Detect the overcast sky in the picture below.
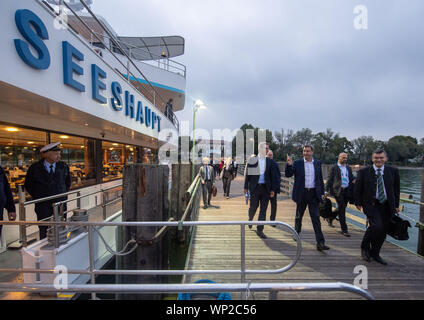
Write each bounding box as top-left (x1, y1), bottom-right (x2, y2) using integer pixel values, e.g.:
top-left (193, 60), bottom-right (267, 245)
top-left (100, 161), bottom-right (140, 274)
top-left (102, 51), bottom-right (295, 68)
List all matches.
top-left (91, 0), bottom-right (424, 141)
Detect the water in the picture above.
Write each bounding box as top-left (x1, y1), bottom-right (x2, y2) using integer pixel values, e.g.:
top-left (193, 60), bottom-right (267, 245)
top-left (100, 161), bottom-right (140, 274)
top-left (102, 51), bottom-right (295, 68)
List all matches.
top-left (395, 168), bottom-right (422, 253)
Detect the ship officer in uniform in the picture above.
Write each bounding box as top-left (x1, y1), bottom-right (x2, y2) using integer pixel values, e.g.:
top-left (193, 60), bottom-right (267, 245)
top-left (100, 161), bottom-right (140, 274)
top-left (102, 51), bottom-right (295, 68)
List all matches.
top-left (25, 142), bottom-right (71, 240)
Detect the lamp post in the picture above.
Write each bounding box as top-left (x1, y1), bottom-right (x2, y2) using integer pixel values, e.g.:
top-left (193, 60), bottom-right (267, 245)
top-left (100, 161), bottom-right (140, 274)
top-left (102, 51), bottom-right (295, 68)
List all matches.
top-left (192, 99), bottom-right (206, 180)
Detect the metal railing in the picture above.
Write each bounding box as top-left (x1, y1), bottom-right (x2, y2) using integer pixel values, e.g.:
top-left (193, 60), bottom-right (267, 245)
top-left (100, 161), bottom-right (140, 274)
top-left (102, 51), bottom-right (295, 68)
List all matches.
top-left (17, 183), bottom-right (122, 248)
top-left (37, 0), bottom-right (181, 131)
top-left (0, 218), bottom-right (374, 300)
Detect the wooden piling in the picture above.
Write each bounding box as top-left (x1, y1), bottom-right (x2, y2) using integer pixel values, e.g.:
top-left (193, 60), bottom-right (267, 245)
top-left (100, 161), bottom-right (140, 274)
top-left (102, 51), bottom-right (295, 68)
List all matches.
top-left (119, 164), bottom-right (169, 300)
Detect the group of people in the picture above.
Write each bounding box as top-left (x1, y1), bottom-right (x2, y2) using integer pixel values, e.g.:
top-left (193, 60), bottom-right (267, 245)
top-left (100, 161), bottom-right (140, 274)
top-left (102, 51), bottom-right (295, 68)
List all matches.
top-left (0, 142), bottom-right (71, 240)
top-left (244, 143), bottom-right (400, 265)
top-left (199, 156), bottom-right (239, 208)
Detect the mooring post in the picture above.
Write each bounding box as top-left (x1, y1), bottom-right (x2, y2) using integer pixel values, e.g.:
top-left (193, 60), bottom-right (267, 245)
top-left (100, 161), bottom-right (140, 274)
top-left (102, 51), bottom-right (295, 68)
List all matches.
top-left (119, 164), bottom-right (169, 300)
top-left (417, 168), bottom-right (424, 256)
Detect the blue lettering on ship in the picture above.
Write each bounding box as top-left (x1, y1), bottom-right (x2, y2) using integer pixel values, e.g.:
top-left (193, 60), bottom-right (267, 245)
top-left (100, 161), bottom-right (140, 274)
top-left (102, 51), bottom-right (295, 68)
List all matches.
top-left (13, 9), bottom-right (161, 132)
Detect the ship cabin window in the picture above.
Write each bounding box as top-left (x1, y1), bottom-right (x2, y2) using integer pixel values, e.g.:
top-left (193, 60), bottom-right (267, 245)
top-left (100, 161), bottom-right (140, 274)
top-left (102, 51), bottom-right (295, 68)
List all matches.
top-left (50, 133), bottom-right (97, 189)
top-left (0, 125), bottom-right (47, 197)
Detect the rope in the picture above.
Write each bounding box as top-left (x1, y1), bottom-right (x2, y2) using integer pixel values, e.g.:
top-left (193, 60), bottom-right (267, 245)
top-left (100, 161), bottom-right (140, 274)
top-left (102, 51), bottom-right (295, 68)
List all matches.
top-left (92, 227), bottom-right (138, 257)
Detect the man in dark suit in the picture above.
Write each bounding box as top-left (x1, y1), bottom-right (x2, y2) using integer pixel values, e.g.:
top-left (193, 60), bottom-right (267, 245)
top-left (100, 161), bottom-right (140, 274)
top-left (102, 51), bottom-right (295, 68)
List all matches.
top-left (266, 149), bottom-right (281, 225)
top-left (0, 166), bottom-right (16, 238)
top-left (244, 142), bottom-right (277, 239)
top-left (285, 145), bottom-right (329, 251)
top-left (325, 152), bottom-right (355, 237)
top-left (199, 157), bottom-right (216, 209)
top-left (25, 142), bottom-right (71, 240)
top-left (354, 149), bottom-right (400, 265)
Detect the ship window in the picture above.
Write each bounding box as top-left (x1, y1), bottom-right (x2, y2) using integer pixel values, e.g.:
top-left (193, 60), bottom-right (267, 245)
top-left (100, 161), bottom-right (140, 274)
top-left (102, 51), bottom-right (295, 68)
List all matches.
top-left (0, 125), bottom-right (47, 197)
top-left (50, 133), bottom-right (96, 189)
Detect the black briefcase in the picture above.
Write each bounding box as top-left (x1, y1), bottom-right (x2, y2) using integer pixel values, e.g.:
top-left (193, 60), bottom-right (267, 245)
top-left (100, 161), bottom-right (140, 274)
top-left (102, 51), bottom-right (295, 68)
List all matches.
top-left (388, 214), bottom-right (411, 241)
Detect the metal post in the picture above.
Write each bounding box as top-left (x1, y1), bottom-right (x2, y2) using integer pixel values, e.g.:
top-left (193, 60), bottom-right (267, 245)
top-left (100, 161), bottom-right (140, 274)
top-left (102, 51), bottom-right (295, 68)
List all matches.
top-left (87, 226), bottom-right (96, 300)
top-left (18, 185), bottom-right (27, 247)
top-left (240, 224), bottom-right (246, 283)
top-left (191, 108), bottom-right (197, 180)
top-left (76, 191), bottom-right (81, 209)
top-left (102, 191), bottom-right (107, 220)
top-left (269, 291), bottom-right (277, 300)
top-left (53, 204), bottom-right (60, 248)
top-left (126, 49), bottom-right (131, 83)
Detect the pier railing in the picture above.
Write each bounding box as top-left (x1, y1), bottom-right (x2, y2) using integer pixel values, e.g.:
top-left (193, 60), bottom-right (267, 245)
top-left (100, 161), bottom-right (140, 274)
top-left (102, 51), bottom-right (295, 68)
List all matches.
top-left (0, 219), bottom-right (374, 300)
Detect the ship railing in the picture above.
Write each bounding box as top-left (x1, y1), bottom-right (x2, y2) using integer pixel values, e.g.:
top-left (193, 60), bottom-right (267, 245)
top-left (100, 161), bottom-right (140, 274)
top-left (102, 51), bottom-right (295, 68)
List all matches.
top-left (0, 219), bottom-right (374, 300)
top-left (37, 0), bottom-right (181, 131)
top-left (88, 30), bottom-right (187, 78)
top-left (17, 183), bottom-right (122, 248)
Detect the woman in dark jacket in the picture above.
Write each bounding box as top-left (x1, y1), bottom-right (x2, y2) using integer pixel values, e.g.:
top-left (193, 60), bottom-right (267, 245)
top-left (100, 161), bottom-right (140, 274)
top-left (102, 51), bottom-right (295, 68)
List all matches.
top-left (0, 166), bottom-right (16, 237)
top-left (220, 157), bottom-right (234, 199)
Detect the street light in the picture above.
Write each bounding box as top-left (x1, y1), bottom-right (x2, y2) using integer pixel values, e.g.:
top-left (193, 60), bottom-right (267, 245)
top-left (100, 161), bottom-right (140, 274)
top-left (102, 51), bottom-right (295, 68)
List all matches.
top-left (192, 99), bottom-right (206, 179)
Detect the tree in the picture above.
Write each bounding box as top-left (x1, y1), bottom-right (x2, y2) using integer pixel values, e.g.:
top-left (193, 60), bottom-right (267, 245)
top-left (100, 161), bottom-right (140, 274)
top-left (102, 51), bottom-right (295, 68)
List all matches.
top-left (386, 135), bottom-right (419, 165)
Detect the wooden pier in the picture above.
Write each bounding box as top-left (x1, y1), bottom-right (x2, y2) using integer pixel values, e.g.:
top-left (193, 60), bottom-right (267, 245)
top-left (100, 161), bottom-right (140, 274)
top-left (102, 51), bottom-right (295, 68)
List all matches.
top-left (184, 175), bottom-right (424, 300)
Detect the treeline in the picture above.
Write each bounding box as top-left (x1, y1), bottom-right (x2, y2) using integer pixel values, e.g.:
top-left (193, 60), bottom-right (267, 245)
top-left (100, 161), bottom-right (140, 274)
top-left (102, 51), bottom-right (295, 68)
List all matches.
top-left (232, 124), bottom-right (424, 166)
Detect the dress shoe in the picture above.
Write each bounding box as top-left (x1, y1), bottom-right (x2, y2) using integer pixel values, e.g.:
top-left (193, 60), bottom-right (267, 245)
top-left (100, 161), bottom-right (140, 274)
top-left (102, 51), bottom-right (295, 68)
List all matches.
top-left (341, 231), bottom-right (351, 237)
top-left (317, 242), bottom-right (330, 251)
top-left (327, 218), bottom-right (335, 228)
top-left (256, 231), bottom-right (267, 239)
top-left (203, 205), bottom-right (208, 209)
top-left (372, 255), bottom-right (388, 265)
top-left (361, 249), bottom-right (371, 262)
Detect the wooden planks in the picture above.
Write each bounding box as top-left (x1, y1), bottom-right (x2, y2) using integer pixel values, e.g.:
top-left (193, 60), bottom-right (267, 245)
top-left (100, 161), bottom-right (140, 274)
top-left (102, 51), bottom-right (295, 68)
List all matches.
top-left (184, 175), bottom-right (424, 300)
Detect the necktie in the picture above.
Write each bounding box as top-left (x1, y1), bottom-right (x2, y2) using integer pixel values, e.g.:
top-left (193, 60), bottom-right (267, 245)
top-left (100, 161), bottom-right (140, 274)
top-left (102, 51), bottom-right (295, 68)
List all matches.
top-left (377, 169), bottom-right (386, 203)
top-left (205, 166), bottom-right (209, 180)
top-left (49, 165), bottom-right (54, 176)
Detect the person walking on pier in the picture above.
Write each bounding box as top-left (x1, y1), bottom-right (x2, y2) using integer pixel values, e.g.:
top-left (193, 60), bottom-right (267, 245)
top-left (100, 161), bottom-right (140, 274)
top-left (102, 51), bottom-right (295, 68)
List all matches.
top-left (266, 149), bottom-right (281, 225)
top-left (244, 142), bottom-right (277, 239)
top-left (325, 153), bottom-right (354, 237)
top-left (24, 142), bottom-right (71, 240)
top-left (285, 145), bottom-right (329, 251)
top-left (199, 157), bottom-right (216, 209)
top-left (220, 157), bottom-right (234, 199)
top-left (232, 157), bottom-right (238, 178)
top-left (354, 150), bottom-right (400, 265)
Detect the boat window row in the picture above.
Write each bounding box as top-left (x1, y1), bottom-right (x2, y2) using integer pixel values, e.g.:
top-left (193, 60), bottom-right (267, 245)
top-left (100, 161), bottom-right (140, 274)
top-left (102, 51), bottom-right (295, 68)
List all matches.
top-left (0, 124), bottom-right (156, 199)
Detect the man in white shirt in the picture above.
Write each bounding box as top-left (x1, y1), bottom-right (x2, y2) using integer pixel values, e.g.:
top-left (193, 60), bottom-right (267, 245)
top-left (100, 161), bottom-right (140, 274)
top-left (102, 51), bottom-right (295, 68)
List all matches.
top-left (285, 145), bottom-right (329, 251)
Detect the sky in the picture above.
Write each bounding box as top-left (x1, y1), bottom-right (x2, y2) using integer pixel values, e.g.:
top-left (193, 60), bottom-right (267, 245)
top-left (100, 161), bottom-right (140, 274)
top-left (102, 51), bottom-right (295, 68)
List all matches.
top-left (91, 0), bottom-right (424, 142)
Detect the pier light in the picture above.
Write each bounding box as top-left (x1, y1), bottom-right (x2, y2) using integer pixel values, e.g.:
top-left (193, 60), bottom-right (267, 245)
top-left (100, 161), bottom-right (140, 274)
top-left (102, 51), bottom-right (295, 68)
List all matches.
top-left (192, 99), bottom-right (207, 179)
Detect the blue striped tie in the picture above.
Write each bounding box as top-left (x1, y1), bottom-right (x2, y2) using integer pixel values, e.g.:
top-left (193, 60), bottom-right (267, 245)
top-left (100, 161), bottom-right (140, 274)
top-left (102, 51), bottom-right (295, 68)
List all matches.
top-left (377, 169), bottom-right (386, 203)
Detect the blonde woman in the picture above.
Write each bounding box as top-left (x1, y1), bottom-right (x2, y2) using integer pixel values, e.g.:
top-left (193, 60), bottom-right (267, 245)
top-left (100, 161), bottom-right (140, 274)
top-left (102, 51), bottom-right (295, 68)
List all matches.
top-left (220, 157), bottom-right (234, 199)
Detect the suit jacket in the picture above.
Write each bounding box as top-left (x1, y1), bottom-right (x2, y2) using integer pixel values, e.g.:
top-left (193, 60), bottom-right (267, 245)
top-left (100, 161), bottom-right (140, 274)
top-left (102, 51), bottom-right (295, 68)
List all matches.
top-left (285, 159), bottom-right (325, 204)
top-left (24, 160), bottom-right (71, 216)
top-left (0, 166), bottom-right (16, 213)
top-left (220, 164), bottom-right (234, 179)
top-left (270, 159), bottom-right (281, 194)
top-left (354, 165), bottom-right (400, 216)
top-left (199, 165), bottom-right (215, 184)
top-left (244, 156), bottom-right (277, 194)
top-left (325, 163), bottom-right (355, 198)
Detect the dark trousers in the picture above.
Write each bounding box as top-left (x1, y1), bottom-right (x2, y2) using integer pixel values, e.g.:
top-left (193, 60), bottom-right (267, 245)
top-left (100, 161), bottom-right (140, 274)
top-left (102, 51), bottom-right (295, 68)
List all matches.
top-left (248, 184), bottom-right (269, 232)
top-left (270, 193), bottom-right (277, 221)
top-left (202, 181), bottom-right (213, 206)
top-left (35, 202), bottom-right (67, 240)
top-left (335, 188), bottom-right (349, 233)
top-left (222, 177), bottom-right (232, 197)
top-left (295, 188), bottom-right (325, 243)
top-left (361, 201), bottom-right (391, 257)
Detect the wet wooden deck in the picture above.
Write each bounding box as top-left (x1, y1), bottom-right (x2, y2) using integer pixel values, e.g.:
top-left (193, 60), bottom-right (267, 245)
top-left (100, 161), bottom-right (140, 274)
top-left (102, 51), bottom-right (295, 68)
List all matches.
top-left (184, 175), bottom-right (424, 300)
